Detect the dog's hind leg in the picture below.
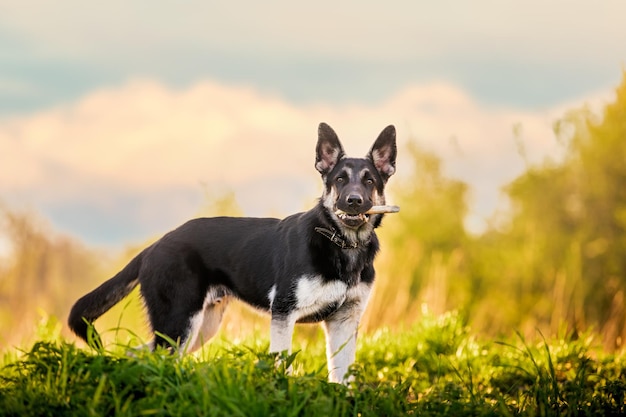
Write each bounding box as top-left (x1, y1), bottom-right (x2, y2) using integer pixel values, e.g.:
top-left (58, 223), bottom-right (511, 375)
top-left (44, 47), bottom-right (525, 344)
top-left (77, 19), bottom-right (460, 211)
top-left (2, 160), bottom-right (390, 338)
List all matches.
top-left (141, 255), bottom-right (230, 352)
top-left (183, 292), bottom-right (230, 353)
top-left (145, 289), bottom-right (230, 353)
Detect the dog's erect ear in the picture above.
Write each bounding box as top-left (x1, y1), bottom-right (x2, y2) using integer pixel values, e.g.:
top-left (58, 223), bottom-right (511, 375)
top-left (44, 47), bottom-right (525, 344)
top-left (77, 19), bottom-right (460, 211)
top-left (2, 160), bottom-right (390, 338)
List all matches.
top-left (367, 125), bottom-right (397, 180)
top-left (315, 122), bottom-right (345, 175)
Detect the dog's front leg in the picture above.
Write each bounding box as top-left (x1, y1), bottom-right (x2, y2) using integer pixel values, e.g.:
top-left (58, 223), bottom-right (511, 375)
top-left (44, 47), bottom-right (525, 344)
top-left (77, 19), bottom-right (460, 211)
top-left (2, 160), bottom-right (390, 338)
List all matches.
top-left (269, 315), bottom-right (295, 375)
top-left (269, 315), bottom-right (297, 375)
top-left (323, 283), bottom-right (371, 383)
top-left (269, 315), bottom-right (295, 353)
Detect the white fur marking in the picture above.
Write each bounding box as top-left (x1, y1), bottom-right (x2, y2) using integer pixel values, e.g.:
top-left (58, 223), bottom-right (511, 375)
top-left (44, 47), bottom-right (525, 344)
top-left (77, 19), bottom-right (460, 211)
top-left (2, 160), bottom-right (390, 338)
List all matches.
top-left (268, 285), bottom-right (277, 309)
top-left (346, 281), bottom-right (372, 303)
top-left (295, 275), bottom-right (347, 320)
top-left (322, 186), bottom-right (337, 211)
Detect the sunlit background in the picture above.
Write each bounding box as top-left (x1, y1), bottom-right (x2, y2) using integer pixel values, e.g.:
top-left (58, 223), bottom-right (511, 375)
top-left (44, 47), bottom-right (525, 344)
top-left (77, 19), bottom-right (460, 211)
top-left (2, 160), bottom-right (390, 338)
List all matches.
top-left (1, 1), bottom-right (625, 351)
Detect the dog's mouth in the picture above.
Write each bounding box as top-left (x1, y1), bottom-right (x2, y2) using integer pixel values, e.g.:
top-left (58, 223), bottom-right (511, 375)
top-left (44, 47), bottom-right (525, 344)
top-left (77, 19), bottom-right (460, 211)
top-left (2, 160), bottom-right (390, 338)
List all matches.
top-left (334, 209), bottom-right (370, 228)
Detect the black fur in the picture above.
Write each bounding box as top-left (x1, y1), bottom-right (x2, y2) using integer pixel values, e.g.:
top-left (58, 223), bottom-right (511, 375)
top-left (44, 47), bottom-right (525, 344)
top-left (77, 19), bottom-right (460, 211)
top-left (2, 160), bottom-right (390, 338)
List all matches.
top-left (68, 122), bottom-right (396, 353)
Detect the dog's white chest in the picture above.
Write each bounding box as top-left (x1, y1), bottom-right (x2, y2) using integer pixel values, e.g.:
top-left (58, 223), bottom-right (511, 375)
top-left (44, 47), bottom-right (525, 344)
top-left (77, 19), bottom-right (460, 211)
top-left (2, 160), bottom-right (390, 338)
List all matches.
top-left (294, 275), bottom-right (348, 319)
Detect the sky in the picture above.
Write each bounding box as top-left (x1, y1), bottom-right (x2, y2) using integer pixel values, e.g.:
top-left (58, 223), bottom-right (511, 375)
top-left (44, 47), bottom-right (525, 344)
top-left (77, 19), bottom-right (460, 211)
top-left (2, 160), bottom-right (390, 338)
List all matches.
top-left (1, 0), bottom-right (625, 248)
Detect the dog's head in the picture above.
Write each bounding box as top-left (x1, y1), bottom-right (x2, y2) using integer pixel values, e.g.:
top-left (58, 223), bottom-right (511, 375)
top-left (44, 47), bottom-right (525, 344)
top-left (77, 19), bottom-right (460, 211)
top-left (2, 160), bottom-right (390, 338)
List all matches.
top-left (315, 123), bottom-right (396, 230)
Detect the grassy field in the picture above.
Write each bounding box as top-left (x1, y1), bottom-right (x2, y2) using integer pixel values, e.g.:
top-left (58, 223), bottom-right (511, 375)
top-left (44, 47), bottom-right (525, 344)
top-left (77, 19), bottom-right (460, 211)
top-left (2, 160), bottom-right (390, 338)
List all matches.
top-left (1, 312), bottom-right (625, 416)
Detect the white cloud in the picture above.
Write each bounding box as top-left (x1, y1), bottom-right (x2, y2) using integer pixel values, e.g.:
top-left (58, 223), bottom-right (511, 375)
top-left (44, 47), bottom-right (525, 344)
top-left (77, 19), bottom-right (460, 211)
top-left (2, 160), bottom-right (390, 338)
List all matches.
top-left (0, 78), bottom-right (607, 245)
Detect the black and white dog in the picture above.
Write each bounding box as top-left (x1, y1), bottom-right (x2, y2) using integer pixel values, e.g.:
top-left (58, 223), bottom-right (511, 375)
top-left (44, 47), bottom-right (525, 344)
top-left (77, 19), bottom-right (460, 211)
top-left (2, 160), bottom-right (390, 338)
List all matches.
top-left (68, 123), bottom-right (397, 383)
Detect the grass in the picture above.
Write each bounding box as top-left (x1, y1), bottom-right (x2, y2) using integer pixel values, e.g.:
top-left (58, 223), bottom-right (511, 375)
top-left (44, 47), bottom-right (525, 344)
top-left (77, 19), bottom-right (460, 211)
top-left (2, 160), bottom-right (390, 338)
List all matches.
top-left (1, 312), bottom-right (625, 416)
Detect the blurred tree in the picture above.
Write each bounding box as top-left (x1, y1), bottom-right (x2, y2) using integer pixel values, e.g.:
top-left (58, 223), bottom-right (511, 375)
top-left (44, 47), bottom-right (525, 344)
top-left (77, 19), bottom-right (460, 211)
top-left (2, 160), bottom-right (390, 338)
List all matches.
top-left (491, 71), bottom-right (626, 348)
top-left (0, 205), bottom-right (100, 348)
top-left (369, 71), bottom-right (626, 348)
top-left (565, 71), bottom-right (626, 348)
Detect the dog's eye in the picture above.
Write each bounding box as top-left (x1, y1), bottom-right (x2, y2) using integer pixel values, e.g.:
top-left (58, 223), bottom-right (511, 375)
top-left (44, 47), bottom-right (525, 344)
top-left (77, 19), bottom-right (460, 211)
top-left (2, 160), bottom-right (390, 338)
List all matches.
top-left (365, 178), bottom-right (374, 185)
top-left (336, 177), bottom-right (345, 183)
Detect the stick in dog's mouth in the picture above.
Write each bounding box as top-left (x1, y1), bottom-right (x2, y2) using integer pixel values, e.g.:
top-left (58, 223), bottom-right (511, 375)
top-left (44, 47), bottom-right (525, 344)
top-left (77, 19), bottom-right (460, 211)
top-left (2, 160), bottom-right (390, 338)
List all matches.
top-left (335, 205), bottom-right (400, 219)
top-left (365, 205), bottom-right (400, 214)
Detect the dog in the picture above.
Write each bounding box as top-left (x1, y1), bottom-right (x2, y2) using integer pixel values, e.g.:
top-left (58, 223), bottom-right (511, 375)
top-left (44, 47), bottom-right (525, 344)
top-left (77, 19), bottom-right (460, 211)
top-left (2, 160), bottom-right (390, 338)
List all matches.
top-left (68, 122), bottom-right (397, 383)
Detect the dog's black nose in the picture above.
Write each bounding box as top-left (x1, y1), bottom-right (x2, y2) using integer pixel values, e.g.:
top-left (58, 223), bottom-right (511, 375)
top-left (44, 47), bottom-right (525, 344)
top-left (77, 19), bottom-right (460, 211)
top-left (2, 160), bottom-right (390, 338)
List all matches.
top-left (346, 194), bottom-right (364, 208)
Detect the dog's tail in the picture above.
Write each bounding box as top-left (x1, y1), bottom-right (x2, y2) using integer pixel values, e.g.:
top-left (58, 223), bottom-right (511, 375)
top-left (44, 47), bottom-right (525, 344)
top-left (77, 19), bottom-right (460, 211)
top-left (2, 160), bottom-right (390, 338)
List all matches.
top-left (68, 251), bottom-right (144, 346)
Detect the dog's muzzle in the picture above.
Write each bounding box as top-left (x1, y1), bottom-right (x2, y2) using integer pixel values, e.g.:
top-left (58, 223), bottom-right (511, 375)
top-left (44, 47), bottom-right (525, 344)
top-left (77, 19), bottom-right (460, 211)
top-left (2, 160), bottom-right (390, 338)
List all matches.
top-left (334, 209), bottom-right (370, 228)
